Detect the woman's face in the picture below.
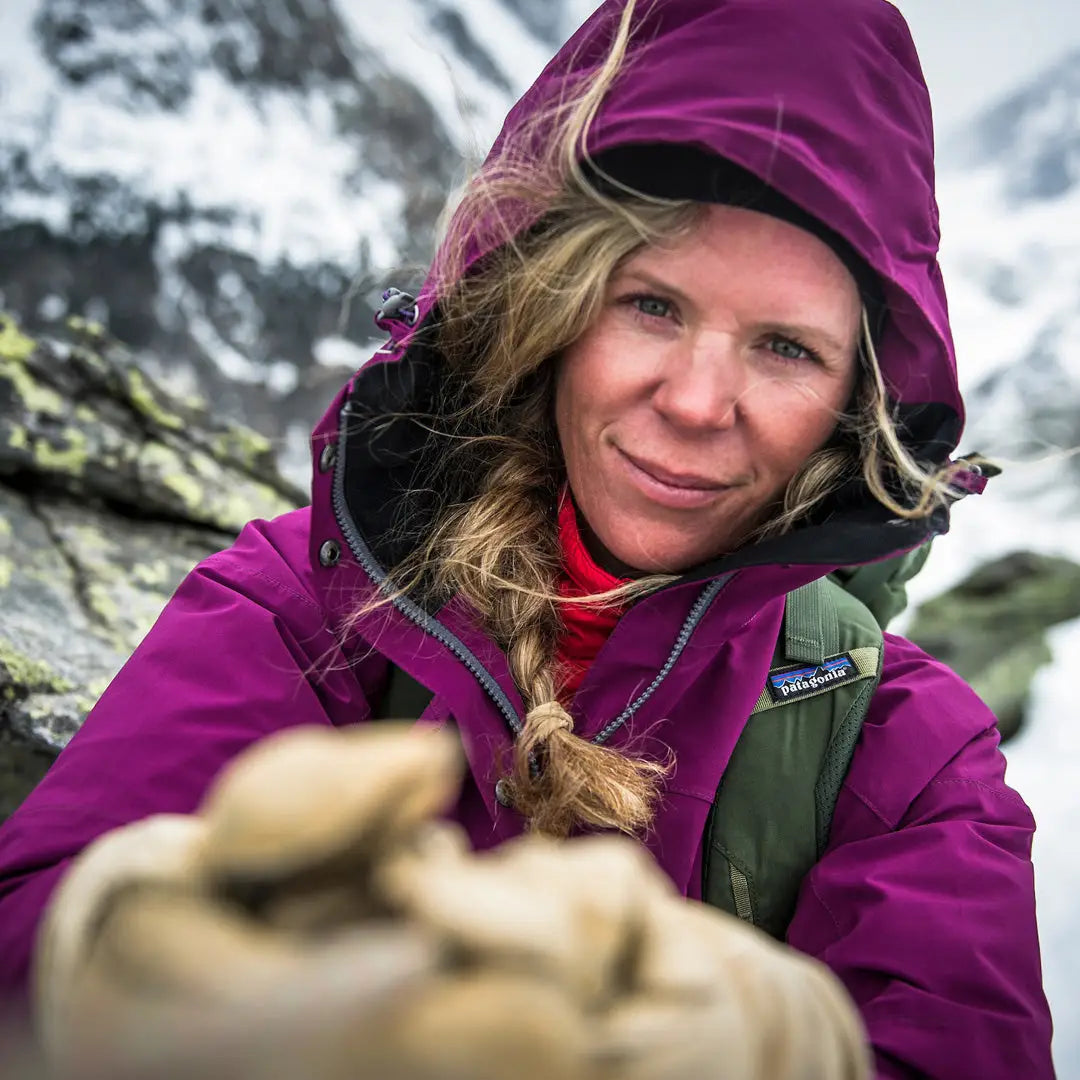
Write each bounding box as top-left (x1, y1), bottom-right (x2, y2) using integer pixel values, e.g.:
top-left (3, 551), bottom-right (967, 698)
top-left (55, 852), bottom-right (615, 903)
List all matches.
top-left (555, 203), bottom-right (862, 574)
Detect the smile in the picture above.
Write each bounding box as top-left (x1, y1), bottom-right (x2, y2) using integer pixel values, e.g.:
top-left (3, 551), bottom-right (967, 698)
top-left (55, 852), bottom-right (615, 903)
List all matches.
top-left (615, 447), bottom-right (733, 509)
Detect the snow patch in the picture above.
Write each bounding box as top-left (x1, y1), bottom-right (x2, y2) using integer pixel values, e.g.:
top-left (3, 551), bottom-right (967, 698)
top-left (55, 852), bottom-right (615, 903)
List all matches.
top-left (1005, 619), bottom-right (1080, 1074)
top-left (313, 334), bottom-right (381, 369)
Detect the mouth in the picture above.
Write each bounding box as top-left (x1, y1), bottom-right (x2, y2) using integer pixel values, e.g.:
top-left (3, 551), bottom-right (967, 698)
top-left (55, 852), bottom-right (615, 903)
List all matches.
top-left (614, 446), bottom-right (735, 509)
top-left (619, 449), bottom-right (729, 490)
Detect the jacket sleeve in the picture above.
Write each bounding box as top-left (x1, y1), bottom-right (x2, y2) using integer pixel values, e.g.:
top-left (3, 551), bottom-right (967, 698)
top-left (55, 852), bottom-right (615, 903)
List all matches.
top-left (0, 512), bottom-right (376, 1003)
top-left (786, 633), bottom-right (1054, 1080)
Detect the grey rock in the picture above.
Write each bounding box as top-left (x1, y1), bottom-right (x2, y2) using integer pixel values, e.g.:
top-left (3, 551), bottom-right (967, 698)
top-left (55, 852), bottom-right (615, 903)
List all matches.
top-left (907, 551), bottom-right (1080, 740)
top-left (422, 2), bottom-right (514, 93)
top-left (0, 316), bottom-right (299, 819)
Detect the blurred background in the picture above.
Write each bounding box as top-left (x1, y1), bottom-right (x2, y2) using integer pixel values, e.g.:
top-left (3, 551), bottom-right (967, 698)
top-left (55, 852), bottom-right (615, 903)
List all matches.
top-left (0, 0), bottom-right (1078, 1072)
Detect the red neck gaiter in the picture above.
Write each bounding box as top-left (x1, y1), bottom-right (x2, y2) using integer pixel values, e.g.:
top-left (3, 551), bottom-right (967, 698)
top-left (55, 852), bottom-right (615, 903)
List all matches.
top-left (554, 493), bottom-right (631, 704)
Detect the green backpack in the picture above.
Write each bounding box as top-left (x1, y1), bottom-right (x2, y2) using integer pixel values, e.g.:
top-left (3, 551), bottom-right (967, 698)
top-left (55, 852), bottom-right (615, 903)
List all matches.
top-left (376, 547), bottom-right (930, 941)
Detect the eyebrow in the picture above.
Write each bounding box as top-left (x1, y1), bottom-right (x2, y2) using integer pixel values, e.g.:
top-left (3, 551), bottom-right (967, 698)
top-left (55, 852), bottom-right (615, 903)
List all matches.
top-left (614, 269), bottom-right (854, 358)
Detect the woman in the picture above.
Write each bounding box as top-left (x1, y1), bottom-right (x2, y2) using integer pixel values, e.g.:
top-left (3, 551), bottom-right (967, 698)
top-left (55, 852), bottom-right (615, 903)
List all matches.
top-left (0, 0), bottom-right (1054, 1076)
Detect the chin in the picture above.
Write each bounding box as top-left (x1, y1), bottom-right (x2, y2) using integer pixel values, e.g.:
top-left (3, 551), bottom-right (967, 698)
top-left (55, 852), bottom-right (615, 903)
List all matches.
top-left (595, 518), bottom-right (720, 576)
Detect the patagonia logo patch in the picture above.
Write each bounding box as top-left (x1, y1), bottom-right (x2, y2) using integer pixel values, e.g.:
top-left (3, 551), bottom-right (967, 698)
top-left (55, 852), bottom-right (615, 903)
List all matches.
top-left (767, 653), bottom-right (860, 704)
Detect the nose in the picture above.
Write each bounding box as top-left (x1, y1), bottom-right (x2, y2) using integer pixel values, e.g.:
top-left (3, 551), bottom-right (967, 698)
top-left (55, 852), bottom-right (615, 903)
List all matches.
top-left (651, 332), bottom-right (744, 432)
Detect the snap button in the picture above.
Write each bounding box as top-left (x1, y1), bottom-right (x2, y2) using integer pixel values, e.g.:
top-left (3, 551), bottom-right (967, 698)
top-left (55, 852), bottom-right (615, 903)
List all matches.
top-left (494, 778), bottom-right (515, 808)
top-left (318, 442), bottom-right (337, 473)
top-left (318, 540), bottom-right (341, 567)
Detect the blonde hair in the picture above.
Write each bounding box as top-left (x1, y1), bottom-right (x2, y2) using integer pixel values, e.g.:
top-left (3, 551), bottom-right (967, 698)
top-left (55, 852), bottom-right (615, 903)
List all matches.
top-left (371, 0), bottom-right (963, 837)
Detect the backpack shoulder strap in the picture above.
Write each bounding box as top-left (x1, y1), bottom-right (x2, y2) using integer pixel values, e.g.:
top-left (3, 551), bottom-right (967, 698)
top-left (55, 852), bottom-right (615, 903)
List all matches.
top-left (701, 576), bottom-right (884, 940)
top-left (829, 542), bottom-right (934, 628)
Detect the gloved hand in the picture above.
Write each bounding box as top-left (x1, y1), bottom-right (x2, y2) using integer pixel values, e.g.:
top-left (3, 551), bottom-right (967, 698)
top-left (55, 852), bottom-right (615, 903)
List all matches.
top-left (34, 723), bottom-right (870, 1080)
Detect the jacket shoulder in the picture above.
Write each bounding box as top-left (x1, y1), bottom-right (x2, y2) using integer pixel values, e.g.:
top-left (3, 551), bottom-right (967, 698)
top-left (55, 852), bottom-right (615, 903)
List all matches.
top-left (836, 632), bottom-right (1021, 834)
top-left (200, 507), bottom-right (320, 612)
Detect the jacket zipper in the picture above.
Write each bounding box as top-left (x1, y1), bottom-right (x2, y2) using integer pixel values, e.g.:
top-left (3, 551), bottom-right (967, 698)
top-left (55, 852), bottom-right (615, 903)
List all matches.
top-left (331, 403), bottom-right (525, 734)
top-left (331, 402), bottom-right (732, 745)
top-left (593, 573), bottom-right (733, 745)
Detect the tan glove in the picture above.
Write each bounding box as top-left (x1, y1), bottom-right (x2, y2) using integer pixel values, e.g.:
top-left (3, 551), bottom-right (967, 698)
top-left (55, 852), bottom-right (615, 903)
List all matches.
top-left (379, 829), bottom-right (870, 1080)
top-left (34, 723), bottom-right (870, 1080)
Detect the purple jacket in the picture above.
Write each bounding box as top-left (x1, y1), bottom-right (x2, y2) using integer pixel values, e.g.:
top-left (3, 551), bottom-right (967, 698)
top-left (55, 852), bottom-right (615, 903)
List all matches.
top-left (0, 1), bottom-right (1053, 1077)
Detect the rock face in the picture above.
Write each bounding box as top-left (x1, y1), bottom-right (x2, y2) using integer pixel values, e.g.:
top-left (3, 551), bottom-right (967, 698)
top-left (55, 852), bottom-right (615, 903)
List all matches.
top-left (907, 552), bottom-right (1080, 741)
top-left (0, 0), bottom-right (558, 484)
top-left (0, 313), bottom-right (304, 818)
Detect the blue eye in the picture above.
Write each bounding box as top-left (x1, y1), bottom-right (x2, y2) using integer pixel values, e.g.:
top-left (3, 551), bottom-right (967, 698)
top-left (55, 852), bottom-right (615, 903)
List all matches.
top-left (767, 336), bottom-right (818, 363)
top-left (632, 295), bottom-right (672, 319)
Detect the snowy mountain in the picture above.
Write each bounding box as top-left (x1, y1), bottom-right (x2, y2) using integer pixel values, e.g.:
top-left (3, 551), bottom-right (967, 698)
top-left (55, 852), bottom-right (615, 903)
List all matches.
top-left (0, 0), bottom-right (565, 480)
top-left (934, 51), bottom-right (1080, 508)
top-left (949, 48), bottom-right (1080, 204)
top-left (916, 50), bottom-right (1080, 1077)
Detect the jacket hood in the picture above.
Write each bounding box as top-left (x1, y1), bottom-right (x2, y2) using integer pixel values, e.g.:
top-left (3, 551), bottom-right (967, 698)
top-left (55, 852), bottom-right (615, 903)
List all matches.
top-left (315, 0), bottom-right (972, 591)
top-left (492, 0), bottom-right (961, 427)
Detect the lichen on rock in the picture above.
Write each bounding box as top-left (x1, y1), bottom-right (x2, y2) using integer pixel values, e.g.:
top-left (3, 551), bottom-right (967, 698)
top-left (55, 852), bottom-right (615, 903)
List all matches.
top-left (0, 317), bottom-right (37, 363)
top-left (0, 643), bottom-right (73, 700)
top-left (0, 313), bottom-right (305, 529)
top-left (125, 366), bottom-right (185, 431)
top-left (0, 315), bottom-right (304, 819)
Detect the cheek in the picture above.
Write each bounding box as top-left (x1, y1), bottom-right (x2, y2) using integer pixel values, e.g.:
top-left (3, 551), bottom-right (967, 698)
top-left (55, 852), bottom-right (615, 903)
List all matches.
top-left (750, 377), bottom-right (850, 473)
top-left (555, 335), bottom-right (617, 450)
top-left (554, 355), bottom-right (594, 492)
